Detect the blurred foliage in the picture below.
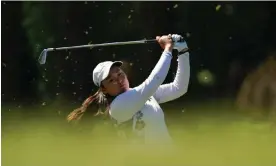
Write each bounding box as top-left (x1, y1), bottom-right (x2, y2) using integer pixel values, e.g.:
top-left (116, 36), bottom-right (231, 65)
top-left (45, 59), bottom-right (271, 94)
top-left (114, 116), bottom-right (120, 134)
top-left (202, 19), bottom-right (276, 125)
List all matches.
top-left (2, 103), bottom-right (276, 166)
top-left (1, 1), bottom-right (276, 105)
top-left (22, 2), bottom-right (55, 57)
top-left (236, 53), bottom-right (276, 117)
top-left (21, 2), bottom-right (70, 100)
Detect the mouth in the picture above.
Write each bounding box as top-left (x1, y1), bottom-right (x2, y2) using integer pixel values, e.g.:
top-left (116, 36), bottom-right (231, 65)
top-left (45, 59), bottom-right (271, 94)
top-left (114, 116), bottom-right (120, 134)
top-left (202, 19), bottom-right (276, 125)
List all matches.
top-left (119, 83), bottom-right (127, 89)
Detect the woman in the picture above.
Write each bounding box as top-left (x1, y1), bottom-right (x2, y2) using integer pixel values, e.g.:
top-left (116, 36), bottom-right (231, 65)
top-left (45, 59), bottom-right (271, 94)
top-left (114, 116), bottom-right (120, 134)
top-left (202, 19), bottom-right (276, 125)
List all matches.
top-left (67, 34), bottom-right (190, 145)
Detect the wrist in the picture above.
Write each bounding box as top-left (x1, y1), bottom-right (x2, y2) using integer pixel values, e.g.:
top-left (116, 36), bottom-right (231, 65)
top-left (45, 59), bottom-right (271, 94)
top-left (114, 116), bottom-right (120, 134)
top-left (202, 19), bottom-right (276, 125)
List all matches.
top-left (178, 48), bottom-right (189, 54)
top-left (164, 44), bottom-right (173, 52)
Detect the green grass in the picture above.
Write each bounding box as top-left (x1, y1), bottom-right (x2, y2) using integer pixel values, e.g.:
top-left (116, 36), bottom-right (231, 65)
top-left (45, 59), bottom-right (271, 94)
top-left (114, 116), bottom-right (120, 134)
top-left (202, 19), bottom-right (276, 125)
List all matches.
top-left (2, 102), bottom-right (276, 166)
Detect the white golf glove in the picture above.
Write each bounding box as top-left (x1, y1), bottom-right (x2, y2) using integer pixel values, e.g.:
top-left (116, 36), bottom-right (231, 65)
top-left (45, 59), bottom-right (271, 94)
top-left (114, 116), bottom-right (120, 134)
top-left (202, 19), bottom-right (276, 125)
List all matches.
top-left (171, 34), bottom-right (188, 52)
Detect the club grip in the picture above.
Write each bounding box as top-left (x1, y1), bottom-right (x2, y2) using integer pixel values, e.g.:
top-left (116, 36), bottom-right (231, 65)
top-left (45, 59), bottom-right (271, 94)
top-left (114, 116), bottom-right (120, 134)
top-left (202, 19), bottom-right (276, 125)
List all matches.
top-left (144, 36), bottom-right (185, 43)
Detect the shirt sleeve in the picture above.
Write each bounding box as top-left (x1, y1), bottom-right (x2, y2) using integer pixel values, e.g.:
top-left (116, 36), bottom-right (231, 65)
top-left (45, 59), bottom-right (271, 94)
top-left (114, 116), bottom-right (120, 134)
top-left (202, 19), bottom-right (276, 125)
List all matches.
top-left (109, 51), bottom-right (172, 122)
top-left (153, 52), bottom-right (190, 104)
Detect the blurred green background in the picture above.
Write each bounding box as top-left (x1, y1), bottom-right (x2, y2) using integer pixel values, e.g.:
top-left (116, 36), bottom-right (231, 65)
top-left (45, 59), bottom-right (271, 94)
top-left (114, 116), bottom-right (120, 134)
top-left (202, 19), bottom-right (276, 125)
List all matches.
top-left (2, 1), bottom-right (276, 165)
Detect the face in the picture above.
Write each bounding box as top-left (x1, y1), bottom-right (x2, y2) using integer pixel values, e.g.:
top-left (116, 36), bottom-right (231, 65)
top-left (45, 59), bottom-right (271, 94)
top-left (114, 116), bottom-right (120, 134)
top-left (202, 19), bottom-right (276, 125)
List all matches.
top-left (101, 66), bottom-right (130, 96)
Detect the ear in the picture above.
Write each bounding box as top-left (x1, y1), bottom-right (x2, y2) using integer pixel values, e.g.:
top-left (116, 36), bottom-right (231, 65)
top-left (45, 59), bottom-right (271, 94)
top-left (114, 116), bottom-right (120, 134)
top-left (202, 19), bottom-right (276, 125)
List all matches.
top-left (100, 86), bottom-right (107, 94)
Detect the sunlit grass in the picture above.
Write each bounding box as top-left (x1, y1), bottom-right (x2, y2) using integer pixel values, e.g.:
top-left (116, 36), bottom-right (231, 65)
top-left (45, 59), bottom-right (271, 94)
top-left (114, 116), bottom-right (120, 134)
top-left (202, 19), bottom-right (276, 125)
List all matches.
top-left (2, 101), bottom-right (276, 166)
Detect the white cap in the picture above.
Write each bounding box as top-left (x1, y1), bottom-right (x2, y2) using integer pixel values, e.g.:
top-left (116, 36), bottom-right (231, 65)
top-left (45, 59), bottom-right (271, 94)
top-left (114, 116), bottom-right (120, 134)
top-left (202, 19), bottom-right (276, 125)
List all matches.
top-left (92, 61), bottom-right (123, 87)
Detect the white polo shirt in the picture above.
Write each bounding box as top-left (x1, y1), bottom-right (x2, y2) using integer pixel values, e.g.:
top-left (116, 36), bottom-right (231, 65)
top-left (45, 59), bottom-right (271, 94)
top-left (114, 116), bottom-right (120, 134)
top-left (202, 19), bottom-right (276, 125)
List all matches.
top-left (109, 51), bottom-right (190, 145)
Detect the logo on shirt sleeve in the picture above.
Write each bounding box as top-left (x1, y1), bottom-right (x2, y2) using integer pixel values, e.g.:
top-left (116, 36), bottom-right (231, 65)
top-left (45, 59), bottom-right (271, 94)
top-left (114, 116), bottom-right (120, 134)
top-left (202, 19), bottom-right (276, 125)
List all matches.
top-left (135, 111), bottom-right (145, 130)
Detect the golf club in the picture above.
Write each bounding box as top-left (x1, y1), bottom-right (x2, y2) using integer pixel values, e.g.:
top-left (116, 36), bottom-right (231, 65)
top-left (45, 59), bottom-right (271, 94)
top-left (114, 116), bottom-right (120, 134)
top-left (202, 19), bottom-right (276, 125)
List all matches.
top-left (38, 39), bottom-right (157, 65)
top-left (38, 36), bottom-right (185, 65)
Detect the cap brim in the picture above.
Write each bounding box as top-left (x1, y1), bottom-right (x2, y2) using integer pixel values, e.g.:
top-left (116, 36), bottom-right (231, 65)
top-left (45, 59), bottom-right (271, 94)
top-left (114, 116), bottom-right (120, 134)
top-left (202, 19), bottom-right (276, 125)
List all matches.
top-left (112, 61), bottom-right (123, 67)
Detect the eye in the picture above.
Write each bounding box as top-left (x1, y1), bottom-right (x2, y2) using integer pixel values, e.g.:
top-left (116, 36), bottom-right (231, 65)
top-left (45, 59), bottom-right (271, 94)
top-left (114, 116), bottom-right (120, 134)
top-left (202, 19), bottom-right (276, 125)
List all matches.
top-left (118, 71), bottom-right (125, 76)
top-left (109, 79), bottom-right (114, 83)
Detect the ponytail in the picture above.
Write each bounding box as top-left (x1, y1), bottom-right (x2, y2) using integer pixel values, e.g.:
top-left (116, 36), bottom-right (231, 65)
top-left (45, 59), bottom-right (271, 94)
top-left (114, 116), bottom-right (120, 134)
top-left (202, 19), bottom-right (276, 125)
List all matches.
top-left (67, 89), bottom-right (110, 123)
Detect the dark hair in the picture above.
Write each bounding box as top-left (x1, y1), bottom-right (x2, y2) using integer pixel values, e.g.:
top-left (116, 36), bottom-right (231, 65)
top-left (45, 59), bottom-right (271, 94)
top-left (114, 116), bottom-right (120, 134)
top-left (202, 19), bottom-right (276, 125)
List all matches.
top-left (67, 87), bottom-right (114, 123)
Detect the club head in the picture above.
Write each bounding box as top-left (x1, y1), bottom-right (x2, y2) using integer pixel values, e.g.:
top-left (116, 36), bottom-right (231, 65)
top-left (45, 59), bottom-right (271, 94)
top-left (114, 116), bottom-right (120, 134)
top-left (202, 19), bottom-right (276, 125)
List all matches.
top-left (38, 49), bottom-right (48, 65)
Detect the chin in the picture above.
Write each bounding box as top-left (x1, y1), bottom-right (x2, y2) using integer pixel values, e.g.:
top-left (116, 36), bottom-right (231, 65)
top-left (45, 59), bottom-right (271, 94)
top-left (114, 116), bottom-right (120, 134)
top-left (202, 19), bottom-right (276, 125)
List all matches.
top-left (120, 86), bottom-right (128, 93)
top-left (121, 87), bottom-right (128, 92)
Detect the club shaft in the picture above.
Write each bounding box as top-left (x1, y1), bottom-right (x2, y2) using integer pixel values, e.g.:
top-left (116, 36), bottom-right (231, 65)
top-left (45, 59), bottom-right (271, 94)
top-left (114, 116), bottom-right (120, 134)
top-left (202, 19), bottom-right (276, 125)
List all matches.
top-left (47, 39), bottom-right (156, 51)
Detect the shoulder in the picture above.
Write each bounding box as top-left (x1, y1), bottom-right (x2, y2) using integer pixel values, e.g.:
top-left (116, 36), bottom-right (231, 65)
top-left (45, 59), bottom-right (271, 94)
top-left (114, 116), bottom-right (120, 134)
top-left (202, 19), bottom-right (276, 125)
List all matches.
top-left (110, 89), bottom-right (135, 108)
top-left (109, 89), bottom-right (137, 120)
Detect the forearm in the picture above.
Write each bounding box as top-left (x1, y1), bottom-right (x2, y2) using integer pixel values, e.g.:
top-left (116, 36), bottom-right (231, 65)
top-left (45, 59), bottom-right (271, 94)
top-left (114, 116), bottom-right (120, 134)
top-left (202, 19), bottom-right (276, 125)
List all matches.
top-left (153, 52), bottom-right (190, 103)
top-left (147, 50), bottom-right (172, 82)
top-left (173, 52), bottom-right (190, 93)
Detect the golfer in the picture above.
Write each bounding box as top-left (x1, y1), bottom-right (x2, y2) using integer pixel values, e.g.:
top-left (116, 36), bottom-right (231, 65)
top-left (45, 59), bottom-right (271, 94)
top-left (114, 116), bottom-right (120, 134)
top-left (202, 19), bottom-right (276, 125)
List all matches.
top-left (67, 34), bottom-right (190, 145)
